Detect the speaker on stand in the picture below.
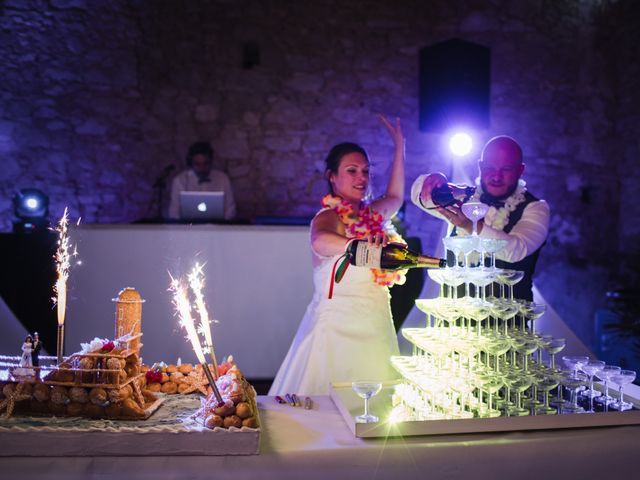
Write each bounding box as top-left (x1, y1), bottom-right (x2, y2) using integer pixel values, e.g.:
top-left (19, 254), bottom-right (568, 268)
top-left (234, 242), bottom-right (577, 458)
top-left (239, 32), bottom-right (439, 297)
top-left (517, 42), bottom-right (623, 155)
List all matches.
top-left (419, 38), bottom-right (491, 133)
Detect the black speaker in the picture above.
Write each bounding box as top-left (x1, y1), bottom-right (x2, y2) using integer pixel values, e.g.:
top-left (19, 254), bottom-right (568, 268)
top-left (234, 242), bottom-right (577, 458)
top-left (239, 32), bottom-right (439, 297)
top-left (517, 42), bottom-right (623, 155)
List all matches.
top-left (419, 38), bottom-right (491, 132)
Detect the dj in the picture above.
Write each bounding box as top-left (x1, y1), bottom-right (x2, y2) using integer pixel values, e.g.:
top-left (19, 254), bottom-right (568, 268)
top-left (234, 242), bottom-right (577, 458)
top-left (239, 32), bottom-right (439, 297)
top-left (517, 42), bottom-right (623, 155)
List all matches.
top-left (168, 142), bottom-right (236, 220)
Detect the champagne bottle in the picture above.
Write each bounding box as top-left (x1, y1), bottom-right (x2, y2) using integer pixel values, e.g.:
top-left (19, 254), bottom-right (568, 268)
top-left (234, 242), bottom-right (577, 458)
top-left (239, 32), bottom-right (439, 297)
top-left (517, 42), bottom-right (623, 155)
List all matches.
top-left (431, 183), bottom-right (476, 208)
top-left (347, 240), bottom-right (446, 270)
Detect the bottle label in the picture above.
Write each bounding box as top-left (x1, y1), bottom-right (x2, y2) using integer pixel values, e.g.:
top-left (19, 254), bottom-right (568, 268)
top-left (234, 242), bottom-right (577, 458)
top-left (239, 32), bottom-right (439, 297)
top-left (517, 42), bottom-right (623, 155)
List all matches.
top-left (352, 241), bottom-right (382, 268)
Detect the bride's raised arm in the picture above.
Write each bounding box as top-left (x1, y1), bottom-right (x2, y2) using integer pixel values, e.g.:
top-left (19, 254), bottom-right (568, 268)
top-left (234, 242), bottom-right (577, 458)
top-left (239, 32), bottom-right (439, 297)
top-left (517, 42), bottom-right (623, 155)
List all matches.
top-left (370, 114), bottom-right (405, 220)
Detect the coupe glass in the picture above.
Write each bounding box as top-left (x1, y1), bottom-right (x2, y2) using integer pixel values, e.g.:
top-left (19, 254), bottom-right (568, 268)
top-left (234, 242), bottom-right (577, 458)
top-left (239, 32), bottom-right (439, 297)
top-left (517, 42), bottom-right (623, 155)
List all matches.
top-left (476, 372), bottom-right (504, 418)
top-left (517, 337), bottom-right (540, 375)
top-left (352, 381), bottom-right (383, 423)
top-left (609, 370), bottom-right (637, 412)
top-left (491, 300), bottom-right (520, 335)
top-left (560, 370), bottom-right (588, 414)
top-left (467, 269), bottom-right (498, 301)
top-left (428, 269), bottom-right (464, 299)
top-left (486, 335), bottom-right (511, 376)
top-left (505, 372), bottom-right (533, 416)
top-left (442, 237), bottom-right (462, 269)
top-left (461, 201), bottom-right (489, 236)
top-left (520, 302), bottom-right (546, 335)
top-left (594, 365), bottom-right (621, 409)
top-left (562, 355), bottom-right (589, 379)
top-left (480, 238), bottom-right (508, 271)
top-left (496, 270), bottom-right (525, 301)
top-left (580, 360), bottom-right (605, 397)
top-left (534, 371), bottom-right (560, 415)
top-left (544, 337), bottom-right (566, 372)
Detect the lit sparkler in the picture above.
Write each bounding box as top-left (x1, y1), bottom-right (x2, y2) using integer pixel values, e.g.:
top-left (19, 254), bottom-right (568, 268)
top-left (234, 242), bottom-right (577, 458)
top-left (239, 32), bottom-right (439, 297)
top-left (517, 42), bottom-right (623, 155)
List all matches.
top-left (52, 207), bottom-right (79, 364)
top-left (187, 263), bottom-right (219, 378)
top-left (169, 274), bottom-right (223, 404)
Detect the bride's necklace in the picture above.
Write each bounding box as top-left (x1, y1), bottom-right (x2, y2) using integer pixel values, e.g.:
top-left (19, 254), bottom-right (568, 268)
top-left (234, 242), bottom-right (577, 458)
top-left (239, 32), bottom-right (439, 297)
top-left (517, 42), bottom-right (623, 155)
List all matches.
top-left (320, 194), bottom-right (405, 291)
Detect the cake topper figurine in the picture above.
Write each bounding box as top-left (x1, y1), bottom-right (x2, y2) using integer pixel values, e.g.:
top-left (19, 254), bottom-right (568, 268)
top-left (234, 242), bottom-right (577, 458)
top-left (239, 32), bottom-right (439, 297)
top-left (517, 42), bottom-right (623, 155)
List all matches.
top-left (31, 331), bottom-right (42, 368)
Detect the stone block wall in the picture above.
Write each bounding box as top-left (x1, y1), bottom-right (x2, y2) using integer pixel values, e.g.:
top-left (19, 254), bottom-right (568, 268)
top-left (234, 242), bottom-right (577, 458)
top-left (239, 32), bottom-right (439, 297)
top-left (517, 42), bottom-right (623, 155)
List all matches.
top-left (1, 0), bottom-right (638, 349)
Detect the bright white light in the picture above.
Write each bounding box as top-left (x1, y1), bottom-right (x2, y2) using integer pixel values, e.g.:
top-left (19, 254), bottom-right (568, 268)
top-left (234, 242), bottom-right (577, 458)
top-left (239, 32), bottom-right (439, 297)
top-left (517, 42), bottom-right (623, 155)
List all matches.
top-left (197, 202), bottom-right (207, 212)
top-left (448, 132), bottom-right (473, 156)
top-left (25, 197), bottom-right (39, 210)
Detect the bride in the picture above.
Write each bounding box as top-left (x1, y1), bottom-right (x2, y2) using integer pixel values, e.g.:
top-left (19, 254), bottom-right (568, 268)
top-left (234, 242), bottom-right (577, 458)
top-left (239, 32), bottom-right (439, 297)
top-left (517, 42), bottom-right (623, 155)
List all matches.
top-left (269, 114), bottom-right (405, 396)
top-left (14, 334), bottom-right (35, 377)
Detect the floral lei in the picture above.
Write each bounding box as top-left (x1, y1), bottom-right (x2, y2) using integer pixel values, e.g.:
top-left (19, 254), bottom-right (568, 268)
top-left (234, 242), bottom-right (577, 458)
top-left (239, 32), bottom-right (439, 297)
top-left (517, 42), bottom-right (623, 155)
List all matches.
top-left (472, 179), bottom-right (527, 231)
top-left (321, 194), bottom-right (406, 287)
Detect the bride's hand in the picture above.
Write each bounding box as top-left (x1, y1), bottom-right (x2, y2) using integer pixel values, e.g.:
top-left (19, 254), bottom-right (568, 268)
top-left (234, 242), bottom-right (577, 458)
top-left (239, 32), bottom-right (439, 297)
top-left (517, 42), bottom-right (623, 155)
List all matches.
top-left (365, 232), bottom-right (389, 247)
top-left (377, 114), bottom-right (404, 148)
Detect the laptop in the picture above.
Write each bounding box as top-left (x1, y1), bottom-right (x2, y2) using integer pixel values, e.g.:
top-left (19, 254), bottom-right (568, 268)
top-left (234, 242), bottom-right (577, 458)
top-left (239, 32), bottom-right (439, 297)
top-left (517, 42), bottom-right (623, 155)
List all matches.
top-left (179, 191), bottom-right (225, 221)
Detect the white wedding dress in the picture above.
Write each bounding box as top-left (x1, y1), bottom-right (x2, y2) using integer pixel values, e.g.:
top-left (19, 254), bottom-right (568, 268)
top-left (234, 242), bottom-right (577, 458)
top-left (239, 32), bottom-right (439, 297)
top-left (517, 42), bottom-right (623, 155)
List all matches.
top-left (15, 341), bottom-right (35, 377)
top-left (269, 235), bottom-right (400, 396)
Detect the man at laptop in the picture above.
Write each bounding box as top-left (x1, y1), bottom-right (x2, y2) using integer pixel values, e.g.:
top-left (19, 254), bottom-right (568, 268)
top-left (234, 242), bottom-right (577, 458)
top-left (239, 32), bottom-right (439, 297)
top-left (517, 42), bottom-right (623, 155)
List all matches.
top-left (168, 141), bottom-right (236, 221)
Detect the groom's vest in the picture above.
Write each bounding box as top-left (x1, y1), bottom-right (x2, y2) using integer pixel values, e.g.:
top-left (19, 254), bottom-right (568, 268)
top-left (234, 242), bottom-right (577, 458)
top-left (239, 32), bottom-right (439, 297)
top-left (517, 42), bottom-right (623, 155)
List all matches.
top-left (448, 191), bottom-right (545, 301)
top-left (494, 191), bottom-right (545, 301)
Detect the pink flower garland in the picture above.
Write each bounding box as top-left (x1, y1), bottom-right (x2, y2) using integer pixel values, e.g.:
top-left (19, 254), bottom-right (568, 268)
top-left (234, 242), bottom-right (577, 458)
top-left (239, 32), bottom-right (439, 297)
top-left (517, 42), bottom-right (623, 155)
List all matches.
top-left (321, 194), bottom-right (406, 287)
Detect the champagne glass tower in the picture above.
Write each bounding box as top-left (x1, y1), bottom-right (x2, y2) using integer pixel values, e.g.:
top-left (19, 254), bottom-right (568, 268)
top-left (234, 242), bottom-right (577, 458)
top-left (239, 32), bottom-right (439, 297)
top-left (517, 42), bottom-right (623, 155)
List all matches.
top-left (387, 227), bottom-right (596, 422)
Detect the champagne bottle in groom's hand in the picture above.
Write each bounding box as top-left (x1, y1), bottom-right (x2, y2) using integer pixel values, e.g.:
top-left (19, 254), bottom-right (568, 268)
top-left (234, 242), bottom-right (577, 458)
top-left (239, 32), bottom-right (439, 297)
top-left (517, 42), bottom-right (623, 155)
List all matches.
top-left (429, 183), bottom-right (476, 208)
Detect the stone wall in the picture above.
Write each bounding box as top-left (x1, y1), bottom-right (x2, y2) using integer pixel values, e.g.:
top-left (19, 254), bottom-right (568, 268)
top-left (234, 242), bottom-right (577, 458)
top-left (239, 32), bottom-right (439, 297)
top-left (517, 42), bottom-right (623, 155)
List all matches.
top-left (1, 0), bottom-right (637, 348)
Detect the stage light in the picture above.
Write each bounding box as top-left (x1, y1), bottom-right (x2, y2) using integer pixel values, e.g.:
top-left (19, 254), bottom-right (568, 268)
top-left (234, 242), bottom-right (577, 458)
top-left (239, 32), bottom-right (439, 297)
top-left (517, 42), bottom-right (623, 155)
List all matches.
top-left (13, 188), bottom-right (50, 233)
top-left (448, 132), bottom-right (473, 156)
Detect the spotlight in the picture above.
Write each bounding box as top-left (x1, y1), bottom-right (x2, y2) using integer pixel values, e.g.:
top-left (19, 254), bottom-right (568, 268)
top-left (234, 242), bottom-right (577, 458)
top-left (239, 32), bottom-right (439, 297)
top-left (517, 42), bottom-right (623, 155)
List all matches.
top-left (13, 188), bottom-right (50, 233)
top-left (448, 132), bottom-right (473, 156)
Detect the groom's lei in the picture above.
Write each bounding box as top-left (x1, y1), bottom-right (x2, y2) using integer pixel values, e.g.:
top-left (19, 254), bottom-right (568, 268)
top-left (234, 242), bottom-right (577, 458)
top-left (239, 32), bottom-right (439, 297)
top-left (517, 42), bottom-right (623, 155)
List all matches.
top-left (472, 179), bottom-right (527, 231)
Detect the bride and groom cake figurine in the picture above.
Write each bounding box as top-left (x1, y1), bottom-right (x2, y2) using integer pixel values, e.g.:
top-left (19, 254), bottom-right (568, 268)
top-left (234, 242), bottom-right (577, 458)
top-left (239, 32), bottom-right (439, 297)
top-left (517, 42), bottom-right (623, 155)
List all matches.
top-left (16, 332), bottom-right (42, 376)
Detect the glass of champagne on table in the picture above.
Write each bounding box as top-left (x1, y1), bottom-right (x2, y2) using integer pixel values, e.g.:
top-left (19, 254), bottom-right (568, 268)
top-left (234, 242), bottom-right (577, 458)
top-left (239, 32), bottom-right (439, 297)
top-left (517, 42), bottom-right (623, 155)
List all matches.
top-left (594, 365), bottom-right (621, 410)
top-left (580, 360), bottom-right (605, 412)
top-left (560, 370), bottom-right (588, 414)
top-left (562, 355), bottom-right (589, 380)
top-left (352, 381), bottom-right (383, 423)
top-left (609, 370), bottom-right (637, 412)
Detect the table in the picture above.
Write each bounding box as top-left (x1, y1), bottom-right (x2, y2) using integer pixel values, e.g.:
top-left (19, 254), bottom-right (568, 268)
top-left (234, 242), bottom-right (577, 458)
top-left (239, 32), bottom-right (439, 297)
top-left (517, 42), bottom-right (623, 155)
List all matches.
top-left (2, 395), bottom-right (640, 480)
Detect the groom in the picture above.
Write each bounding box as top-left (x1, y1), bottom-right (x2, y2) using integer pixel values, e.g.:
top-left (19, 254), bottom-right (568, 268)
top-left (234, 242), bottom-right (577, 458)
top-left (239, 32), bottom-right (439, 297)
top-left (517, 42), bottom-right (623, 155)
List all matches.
top-left (411, 135), bottom-right (550, 301)
top-left (31, 331), bottom-right (42, 367)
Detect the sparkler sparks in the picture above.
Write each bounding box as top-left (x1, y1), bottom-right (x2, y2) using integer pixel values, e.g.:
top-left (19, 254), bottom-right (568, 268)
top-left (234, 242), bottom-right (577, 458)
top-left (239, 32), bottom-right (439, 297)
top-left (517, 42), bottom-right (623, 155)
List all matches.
top-left (187, 263), bottom-right (219, 378)
top-left (169, 274), bottom-right (207, 365)
top-left (169, 272), bottom-right (223, 404)
top-left (52, 207), bottom-right (79, 363)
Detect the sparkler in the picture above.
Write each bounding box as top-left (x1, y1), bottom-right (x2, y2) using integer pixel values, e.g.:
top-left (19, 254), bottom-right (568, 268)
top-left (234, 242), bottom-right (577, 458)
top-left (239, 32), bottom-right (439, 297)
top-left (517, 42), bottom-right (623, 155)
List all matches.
top-left (52, 208), bottom-right (78, 364)
top-left (169, 274), bottom-right (223, 404)
top-left (187, 263), bottom-right (219, 378)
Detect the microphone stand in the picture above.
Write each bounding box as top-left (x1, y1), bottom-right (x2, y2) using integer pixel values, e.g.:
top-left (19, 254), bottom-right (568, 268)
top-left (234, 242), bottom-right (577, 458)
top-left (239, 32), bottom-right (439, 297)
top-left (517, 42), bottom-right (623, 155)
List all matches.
top-left (153, 178), bottom-right (166, 220)
top-left (149, 165), bottom-right (175, 222)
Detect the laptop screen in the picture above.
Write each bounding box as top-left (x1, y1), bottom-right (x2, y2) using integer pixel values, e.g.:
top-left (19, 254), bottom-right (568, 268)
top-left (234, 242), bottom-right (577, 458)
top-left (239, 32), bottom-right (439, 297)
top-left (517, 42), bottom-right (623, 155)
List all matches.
top-left (179, 191), bottom-right (225, 221)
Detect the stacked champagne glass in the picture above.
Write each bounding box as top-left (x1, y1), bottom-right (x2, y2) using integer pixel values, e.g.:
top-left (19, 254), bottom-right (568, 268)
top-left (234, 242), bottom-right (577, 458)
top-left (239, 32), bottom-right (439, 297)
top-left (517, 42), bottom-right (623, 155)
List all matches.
top-left (389, 202), bottom-right (636, 421)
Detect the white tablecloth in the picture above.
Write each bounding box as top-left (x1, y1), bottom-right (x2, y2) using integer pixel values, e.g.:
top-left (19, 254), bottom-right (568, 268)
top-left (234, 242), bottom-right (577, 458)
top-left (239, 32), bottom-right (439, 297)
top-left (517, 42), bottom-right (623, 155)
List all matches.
top-left (2, 395), bottom-right (640, 480)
